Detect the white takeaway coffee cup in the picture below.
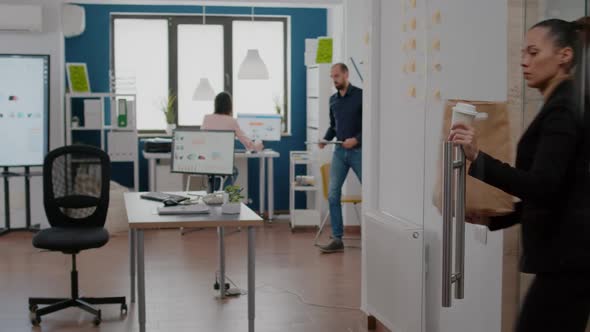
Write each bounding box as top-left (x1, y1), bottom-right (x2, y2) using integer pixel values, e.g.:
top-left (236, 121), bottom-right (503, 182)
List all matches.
top-left (451, 102), bottom-right (486, 126)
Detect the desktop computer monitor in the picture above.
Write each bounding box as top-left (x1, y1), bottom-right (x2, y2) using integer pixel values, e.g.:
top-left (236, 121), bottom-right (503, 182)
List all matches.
top-left (236, 114), bottom-right (282, 141)
top-left (171, 129), bottom-right (235, 176)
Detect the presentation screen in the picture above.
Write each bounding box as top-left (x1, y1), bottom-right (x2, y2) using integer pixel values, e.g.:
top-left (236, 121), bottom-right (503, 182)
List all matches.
top-left (171, 129), bottom-right (235, 176)
top-left (0, 54), bottom-right (49, 167)
top-left (236, 113), bottom-right (282, 141)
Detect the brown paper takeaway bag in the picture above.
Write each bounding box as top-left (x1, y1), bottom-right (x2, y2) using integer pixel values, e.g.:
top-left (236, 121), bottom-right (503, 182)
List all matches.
top-left (433, 100), bottom-right (515, 217)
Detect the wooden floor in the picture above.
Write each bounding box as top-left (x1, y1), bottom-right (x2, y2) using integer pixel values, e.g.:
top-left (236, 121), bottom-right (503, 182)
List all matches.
top-left (0, 222), bottom-right (389, 332)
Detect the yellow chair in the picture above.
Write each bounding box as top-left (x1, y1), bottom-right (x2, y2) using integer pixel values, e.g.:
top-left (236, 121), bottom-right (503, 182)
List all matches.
top-left (314, 163), bottom-right (362, 245)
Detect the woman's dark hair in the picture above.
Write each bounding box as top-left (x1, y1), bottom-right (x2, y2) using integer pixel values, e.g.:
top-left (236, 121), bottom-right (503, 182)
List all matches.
top-left (214, 92), bottom-right (233, 115)
top-left (531, 17), bottom-right (590, 70)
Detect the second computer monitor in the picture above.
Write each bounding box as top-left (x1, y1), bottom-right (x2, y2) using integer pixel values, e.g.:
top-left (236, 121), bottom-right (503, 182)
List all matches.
top-left (236, 114), bottom-right (282, 141)
top-left (171, 129), bottom-right (235, 176)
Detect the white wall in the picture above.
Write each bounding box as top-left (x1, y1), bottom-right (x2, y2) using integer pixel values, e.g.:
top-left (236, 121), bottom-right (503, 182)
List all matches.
top-left (0, 0), bottom-right (65, 228)
top-left (327, 5), bottom-right (344, 64)
top-left (540, 0), bottom-right (585, 21)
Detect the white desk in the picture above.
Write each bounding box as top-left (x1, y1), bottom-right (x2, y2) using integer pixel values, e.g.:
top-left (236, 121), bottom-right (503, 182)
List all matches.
top-left (143, 150), bottom-right (279, 219)
top-left (124, 192), bottom-right (264, 332)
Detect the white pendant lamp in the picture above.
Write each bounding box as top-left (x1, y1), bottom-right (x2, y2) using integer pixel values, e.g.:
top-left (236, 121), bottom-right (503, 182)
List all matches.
top-left (193, 78), bottom-right (215, 101)
top-left (238, 49), bottom-right (269, 80)
top-left (192, 7), bottom-right (215, 101)
top-left (237, 7), bottom-right (269, 80)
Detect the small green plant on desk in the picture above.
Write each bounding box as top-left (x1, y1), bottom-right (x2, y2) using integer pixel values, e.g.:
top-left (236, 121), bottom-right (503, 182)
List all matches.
top-left (222, 185), bottom-right (244, 214)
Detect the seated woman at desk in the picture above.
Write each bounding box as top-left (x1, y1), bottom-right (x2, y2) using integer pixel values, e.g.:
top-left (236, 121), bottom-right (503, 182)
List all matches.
top-left (202, 92), bottom-right (263, 187)
top-left (202, 91), bottom-right (263, 152)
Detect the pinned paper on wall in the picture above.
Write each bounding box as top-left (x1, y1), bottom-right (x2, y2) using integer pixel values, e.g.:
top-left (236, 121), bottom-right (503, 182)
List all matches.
top-left (433, 10), bottom-right (441, 24)
top-left (410, 0), bottom-right (417, 9)
top-left (434, 89), bottom-right (441, 100)
top-left (409, 86), bottom-right (417, 98)
top-left (432, 39), bottom-right (441, 51)
top-left (315, 38), bottom-right (333, 64)
top-left (305, 38), bottom-right (319, 66)
top-left (364, 32), bottom-right (370, 45)
top-left (403, 64), bottom-right (408, 73)
top-left (402, 23), bottom-right (407, 32)
top-left (409, 60), bottom-right (416, 73)
top-left (433, 63), bottom-right (442, 72)
top-left (410, 38), bottom-right (417, 50)
top-left (410, 17), bottom-right (417, 30)
top-left (66, 63), bottom-right (91, 93)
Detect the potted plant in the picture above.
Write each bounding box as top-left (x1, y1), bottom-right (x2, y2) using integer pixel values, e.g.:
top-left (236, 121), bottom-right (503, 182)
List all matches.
top-left (273, 94), bottom-right (286, 133)
top-left (222, 185), bottom-right (244, 214)
top-left (161, 93), bottom-right (177, 135)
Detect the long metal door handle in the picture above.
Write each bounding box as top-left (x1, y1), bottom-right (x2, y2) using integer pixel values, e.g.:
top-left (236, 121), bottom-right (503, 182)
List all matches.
top-left (442, 142), bottom-right (454, 307)
top-left (442, 142), bottom-right (466, 307)
top-left (455, 147), bottom-right (466, 300)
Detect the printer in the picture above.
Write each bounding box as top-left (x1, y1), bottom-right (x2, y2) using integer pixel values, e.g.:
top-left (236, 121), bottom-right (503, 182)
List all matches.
top-left (143, 137), bottom-right (172, 153)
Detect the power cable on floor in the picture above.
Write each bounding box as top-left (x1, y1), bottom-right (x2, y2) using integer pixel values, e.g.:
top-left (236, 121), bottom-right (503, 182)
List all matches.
top-left (215, 273), bottom-right (360, 311)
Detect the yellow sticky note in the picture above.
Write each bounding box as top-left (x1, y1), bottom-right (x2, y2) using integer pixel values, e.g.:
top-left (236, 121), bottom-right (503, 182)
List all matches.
top-left (410, 0), bottom-right (417, 9)
top-left (409, 86), bottom-right (417, 98)
top-left (433, 63), bottom-right (442, 72)
top-left (433, 10), bottom-right (441, 24)
top-left (67, 64), bottom-right (91, 93)
top-left (434, 89), bottom-right (441, 100)
top-left (432, 39), bottom-right (441, 51)
top-left (410, 18), bottom-right (417, 30)
top-left (315, 38), bottom-right (333, 64)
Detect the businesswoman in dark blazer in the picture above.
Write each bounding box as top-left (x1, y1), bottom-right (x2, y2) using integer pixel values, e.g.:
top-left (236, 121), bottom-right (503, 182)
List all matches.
top-left (450, 18), bottom-right (590, 332)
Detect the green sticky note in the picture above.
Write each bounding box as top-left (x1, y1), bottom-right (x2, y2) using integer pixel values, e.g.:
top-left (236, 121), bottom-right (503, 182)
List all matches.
top-left (315, 38), bottom-right (333, 64)
top-left (68, 64), bottom-right (90, 93)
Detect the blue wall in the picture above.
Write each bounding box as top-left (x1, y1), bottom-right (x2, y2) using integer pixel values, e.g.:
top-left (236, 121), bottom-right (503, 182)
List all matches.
top-left (65, 4), bottom-right (327, 211)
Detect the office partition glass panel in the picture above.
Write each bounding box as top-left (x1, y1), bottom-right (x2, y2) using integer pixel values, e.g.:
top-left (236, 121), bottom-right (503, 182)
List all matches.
top-left (113, 19), bottom-right (169, 130)
top-left (177, 24), bottom-right (224, 126)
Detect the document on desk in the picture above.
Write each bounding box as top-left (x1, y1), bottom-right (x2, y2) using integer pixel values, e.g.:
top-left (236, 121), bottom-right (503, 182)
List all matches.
top-left (157, 204), bottom-right (210, 215)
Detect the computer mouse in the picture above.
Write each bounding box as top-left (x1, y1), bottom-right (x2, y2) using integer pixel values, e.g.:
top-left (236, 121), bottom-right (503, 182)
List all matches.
top-left (163, 199), bottom-right (178, 207)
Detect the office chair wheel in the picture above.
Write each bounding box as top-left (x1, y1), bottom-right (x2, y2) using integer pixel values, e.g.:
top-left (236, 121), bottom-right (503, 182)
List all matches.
top-left (120, 303), bottom-right (128, 315)
top-left (93, 312), bottom-right (102, 326)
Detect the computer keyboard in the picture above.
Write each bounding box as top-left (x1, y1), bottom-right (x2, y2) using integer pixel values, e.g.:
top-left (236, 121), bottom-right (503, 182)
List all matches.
top-left (140, 192), bottom-right (189, 203)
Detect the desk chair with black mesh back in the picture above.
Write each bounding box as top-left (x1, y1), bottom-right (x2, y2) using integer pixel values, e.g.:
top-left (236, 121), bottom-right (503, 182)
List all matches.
top-left (28, 145), bottom-right (126, 326)
top-left (313, 163), bottom-right (362, 246)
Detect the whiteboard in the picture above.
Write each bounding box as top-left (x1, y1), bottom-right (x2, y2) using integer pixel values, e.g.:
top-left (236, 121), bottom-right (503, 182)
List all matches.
top-left (0, 55), bottom-right (49, 166)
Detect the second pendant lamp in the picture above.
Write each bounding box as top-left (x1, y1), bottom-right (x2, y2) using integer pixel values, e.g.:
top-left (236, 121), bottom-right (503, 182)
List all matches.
top-left (237, 6), bottom-right (269, 80)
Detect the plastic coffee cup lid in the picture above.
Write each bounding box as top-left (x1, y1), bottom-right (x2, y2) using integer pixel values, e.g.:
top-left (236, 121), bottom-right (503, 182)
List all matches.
top-left (453, 102), bottom-right (478, 115)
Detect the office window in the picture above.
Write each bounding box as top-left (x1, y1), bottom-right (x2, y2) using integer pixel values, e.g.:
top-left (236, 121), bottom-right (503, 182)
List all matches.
top-left (177, 24), bottom-right (224, 126)
top-left (232, 21), bottom-right (286, 130)
top-left (113, 15), bottom-right (288, 133)
top-left (113, 18), bottom-right (169, 131)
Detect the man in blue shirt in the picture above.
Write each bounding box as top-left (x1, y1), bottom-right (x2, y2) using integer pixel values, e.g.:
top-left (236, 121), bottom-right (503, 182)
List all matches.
top-left (318, 63), bottom-right (362, 253)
